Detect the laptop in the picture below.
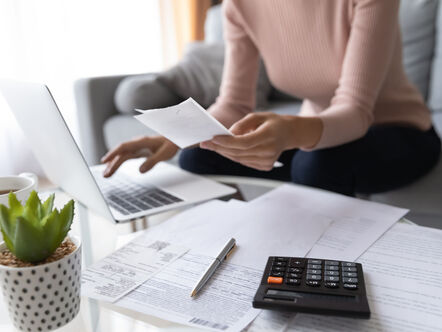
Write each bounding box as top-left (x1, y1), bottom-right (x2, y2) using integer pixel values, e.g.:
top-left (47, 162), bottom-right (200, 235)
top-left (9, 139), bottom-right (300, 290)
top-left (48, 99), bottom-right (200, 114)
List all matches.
top-left (0, 80), bottom-right (236, 223)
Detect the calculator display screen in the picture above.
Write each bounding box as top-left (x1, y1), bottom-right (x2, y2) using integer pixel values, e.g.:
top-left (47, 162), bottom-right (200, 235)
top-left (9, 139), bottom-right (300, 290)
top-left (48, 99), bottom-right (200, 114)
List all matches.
top-left (266, 289), bottom-right (357, 302)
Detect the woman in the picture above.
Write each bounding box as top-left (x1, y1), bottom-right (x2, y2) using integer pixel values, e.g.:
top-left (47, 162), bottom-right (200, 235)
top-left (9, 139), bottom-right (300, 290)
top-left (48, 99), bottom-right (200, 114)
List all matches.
top-left (102, 0), bottom-right (441, 196)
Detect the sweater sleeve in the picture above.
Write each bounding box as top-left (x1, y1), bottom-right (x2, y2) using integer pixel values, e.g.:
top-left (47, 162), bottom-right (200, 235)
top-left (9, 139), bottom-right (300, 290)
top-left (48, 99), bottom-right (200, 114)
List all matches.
top-left (208, 0), bottom-right (260, 128)
top-left (310, 0), bottom-right (400, 150)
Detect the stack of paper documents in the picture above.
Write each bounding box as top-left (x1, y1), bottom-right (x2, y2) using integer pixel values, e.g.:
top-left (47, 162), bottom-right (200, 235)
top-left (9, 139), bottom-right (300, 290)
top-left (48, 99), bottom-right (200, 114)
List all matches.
top-left (82, 183), bottom-right (414, 331)
top-left (289, 223), bottom-right (442, 332)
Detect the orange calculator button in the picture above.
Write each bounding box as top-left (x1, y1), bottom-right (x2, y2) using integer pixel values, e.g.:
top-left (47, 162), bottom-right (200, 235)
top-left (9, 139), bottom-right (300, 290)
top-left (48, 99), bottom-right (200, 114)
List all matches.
top-left (267, 276), bottom-right (283, 284)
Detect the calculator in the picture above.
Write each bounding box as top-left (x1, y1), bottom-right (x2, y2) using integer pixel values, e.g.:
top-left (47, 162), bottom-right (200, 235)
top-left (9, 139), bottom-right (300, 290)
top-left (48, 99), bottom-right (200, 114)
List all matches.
top-left (252, 257), bottom-right (370, 319)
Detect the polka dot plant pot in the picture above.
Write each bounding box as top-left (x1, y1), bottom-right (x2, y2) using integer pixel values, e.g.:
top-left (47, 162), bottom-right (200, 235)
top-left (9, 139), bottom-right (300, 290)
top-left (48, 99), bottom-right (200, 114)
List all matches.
top-left (0, 236), bottom-right (81, 331)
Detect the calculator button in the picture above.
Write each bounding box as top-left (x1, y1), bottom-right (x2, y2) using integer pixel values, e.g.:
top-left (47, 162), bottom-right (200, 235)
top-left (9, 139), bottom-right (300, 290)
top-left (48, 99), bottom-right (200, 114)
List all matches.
top-left (306, 269), bottom-right (321, 275)
top-left (325, 260), bottom-right (339, 266)
top-left (343, 283), bottom-right (358, 290)
top-left (306, 280), bottom-right (321, 287)
top-left (275, 257), bottom-right (289, 262)
top-left (325, 270), bottom-right (339, 276)
top-left (307, 264), bottom-right (322, 270)
top-left (287, 273), bottom-right (301, 279)
top-left (325, 265), bottom-right (339, 271)
top-left (325, 276), bottom-right (339, 282)
top-left (288, 267), bottom-right (303, 273)
top-left (274, 261), bottom-right (287, 267)
top-left (325, 282), bottom-right (339, 289)
top-left (342, 267), bottom-right (357, 272)
top-left (341, 262), bottom-right (356, 267)
top-left (267, 276), bottom-right (283, 284)
top-left (289, 259), bottom-right (304, 267)
top-left (342, 277), bottom-right (358, 284)
top-left (270, 272), bottom-right (284, 277)
top-left (307, 259), bottom-right (322, 265)
top-left (286, 278), bottom-right (301, 285)
top-left (272, 267), bottom-right (286, 272)
top-left (342, 272), bottom-right (357, 278)
top-left (306, 274), bottom-right (322, 281)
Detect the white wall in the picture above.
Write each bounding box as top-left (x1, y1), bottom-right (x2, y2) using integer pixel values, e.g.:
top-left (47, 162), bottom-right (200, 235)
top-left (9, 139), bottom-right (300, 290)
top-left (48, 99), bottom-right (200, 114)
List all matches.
top-left (0, 0), bottom-right (164, 176)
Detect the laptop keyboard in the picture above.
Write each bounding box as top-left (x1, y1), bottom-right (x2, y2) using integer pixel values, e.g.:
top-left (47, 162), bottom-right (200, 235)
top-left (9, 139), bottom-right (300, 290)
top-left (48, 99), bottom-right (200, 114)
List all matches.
top-left (96, 174), bottom-right (182, 216)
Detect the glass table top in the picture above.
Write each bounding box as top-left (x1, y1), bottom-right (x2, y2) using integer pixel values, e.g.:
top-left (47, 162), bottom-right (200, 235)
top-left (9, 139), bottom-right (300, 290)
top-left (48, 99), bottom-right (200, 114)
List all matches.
top-left (0, 176), bottom-right (285, 332)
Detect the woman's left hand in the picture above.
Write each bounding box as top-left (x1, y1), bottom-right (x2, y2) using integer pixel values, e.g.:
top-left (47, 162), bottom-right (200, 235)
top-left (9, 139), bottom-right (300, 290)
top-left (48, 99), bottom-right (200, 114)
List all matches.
top-left (200, 113), bottom-right (297, 171)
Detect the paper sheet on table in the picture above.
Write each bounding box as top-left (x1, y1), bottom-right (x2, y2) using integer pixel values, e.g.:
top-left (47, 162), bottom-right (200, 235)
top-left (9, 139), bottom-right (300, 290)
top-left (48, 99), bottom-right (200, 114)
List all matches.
top-left (116, 251), bottom-right (263, 332)
top-left (81, 236), bottom-right (188, 302)
top-left (252, 184), bottom-right (408, 261)
top-left (242, 184), bottom-right (409, 331)
top-left (289, 223), bottom-right (442, 331)
top-left (110, 198), bottom-right (331, 331)
top-left (242, 310), bottom-right (295, 332)
top-left (134, 97), bottom-right (231, 149)
top-left (139, 198), bottom-right (332, 269)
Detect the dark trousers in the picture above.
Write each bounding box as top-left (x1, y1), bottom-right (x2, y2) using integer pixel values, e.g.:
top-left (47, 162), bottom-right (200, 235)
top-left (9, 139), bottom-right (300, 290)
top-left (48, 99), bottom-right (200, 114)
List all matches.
top-left (179, 126), bottom-right (441, 196)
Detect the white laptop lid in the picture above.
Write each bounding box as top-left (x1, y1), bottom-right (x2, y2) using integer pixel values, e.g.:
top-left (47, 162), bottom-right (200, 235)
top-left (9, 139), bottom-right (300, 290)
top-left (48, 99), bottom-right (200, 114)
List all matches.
top-left (0, 79), bottom-right (115, 221)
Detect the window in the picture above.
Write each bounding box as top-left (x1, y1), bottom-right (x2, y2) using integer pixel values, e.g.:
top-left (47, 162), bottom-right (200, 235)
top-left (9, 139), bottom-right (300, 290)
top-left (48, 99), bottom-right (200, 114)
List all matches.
top-left (0, 0), bottom-right (163, 174)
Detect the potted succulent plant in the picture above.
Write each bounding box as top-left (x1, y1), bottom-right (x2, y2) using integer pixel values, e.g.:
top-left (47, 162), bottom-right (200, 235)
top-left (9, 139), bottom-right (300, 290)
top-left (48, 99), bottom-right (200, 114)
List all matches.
top-left (0, 191), bottom-right (81, 332)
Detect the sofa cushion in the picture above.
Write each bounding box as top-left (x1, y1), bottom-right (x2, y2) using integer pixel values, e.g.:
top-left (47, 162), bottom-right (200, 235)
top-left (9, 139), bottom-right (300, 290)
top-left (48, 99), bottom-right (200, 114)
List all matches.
top-left (369, 156), bottom-right (442, 229)
top-left (399, 0), bottom-right (439, 100)
top-left (428, 1), bottom-right (442, 112)
top-left (157, 42), bottom-right (272, 110)
top-left (103, 114), bottom-right (158, 150)
top-left (114, 74), bottom-right (182, 114)
top-left (432, 111), bottom-right (442, 137)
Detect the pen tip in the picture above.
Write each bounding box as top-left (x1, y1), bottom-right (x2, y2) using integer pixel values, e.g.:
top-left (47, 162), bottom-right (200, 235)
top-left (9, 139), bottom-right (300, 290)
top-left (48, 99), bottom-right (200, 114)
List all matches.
top-left (191, 290), bottom-right (196, 297)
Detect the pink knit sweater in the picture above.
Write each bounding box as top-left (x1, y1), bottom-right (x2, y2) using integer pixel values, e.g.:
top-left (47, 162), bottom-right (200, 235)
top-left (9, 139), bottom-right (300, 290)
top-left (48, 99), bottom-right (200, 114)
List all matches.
top-left (208, 0), bottom-right (432, 150)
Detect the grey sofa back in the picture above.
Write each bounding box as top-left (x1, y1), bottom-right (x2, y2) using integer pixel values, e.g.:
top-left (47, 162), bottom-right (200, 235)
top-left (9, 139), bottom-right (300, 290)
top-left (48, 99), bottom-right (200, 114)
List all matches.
top-left (429, 0), bottom-right (442, 113)
top-left (204, 1), bottom-right (442, 113)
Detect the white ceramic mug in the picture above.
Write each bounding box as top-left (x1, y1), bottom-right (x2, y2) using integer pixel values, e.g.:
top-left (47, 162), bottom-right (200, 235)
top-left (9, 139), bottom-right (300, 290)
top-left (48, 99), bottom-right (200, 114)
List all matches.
top-left (0, 173), bottom-right (38, 208)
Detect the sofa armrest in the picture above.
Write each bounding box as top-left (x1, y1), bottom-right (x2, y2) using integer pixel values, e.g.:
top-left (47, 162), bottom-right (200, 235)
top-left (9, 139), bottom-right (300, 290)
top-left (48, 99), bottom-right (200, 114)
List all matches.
top-left (74, 75), bottom-right (130, 165)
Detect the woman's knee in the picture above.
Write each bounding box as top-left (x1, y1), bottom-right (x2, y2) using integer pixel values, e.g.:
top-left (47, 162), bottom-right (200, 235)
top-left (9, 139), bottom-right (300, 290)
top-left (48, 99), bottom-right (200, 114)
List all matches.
top-left (291, 151), bottom-right (323, 187)
top-left (178, 147), bottom-right (218, 174)
top-left (290, 150), bottom-right (354, 195)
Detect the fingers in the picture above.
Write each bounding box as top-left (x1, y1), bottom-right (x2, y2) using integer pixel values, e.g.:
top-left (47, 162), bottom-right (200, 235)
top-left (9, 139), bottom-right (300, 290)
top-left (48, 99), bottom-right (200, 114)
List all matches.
top-left (201, 140), bottom-right (270, 158)
top-left (101, 137), bottom-right (149, 163)
top-left (211, 120), bottom-right (271, 150)
top-left (103, 155), bottom-right (130, 178)
top-left (139, 141), bottom-right (177, 173)
top-left (210, 132), bottom-right (263, 149)
top-left (229, 113), bottom-right (265, 135)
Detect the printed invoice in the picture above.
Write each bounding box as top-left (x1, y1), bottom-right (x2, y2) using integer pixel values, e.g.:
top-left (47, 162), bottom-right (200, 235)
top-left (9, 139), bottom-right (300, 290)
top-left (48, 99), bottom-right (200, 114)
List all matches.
top-left (81, 236), bottom-right (188, 302)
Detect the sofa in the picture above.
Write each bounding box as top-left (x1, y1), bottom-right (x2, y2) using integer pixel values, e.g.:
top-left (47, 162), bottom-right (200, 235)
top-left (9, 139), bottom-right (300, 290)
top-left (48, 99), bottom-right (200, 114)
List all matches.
top-left (74, 1), bottom-right (442, 228)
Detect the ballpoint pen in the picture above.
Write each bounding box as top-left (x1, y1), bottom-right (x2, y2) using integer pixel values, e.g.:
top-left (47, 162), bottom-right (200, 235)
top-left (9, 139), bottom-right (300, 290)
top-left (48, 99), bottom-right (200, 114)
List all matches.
top-left (190, 238), bottom-right (236, 297)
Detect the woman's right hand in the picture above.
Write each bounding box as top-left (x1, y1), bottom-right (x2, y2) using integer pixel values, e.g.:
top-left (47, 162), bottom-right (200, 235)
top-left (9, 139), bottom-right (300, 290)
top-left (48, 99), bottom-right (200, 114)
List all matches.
top-left (101, 136), bottom-right (179, 177)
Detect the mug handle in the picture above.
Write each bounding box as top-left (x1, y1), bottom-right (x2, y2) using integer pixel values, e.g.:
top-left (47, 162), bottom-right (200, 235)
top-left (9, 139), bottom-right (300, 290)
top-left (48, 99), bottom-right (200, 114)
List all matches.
top-left (18, 172), bottom-right (39, 190)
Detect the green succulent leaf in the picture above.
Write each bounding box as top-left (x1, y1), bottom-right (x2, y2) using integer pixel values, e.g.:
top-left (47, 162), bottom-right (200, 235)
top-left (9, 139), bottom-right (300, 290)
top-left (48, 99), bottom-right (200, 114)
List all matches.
top-left (59, 200), bottom-right (74, 238)
top-left (0, 205), bottom-right (14, 251)
top-left (13, 216), bottom-right (49, 262)
top-left (0, 191), bottom-right (75, 263)
top-left (41, 194), bottom-right (55, 218)
top-left (8, 193), bottom-right (23, 218)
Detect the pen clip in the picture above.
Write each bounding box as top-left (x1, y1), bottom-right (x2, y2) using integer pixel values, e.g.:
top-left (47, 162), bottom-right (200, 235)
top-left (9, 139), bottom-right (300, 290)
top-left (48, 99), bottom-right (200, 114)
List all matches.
top-left (225, 243), bottom-right (236, 260)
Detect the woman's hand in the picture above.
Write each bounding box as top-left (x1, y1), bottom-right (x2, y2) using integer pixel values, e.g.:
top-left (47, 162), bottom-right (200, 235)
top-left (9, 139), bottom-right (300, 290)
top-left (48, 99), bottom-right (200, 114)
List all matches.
top-left (200, 113), bottom-right (322, 171)
top-left (101, 136), bottom-right (179, 177)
